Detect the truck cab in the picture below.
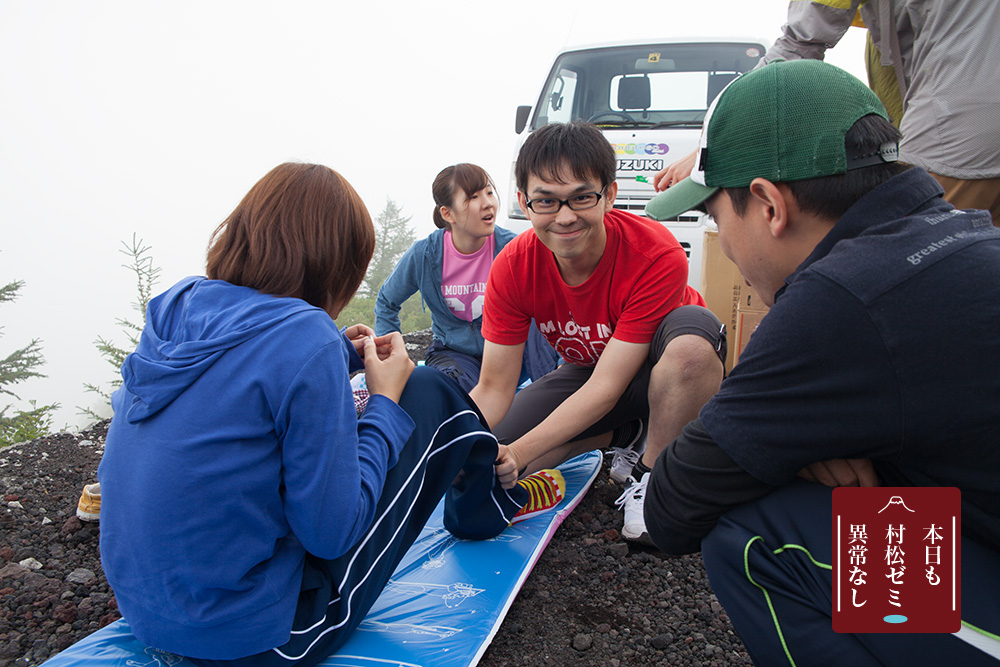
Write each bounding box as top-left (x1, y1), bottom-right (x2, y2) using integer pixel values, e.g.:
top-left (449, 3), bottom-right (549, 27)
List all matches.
top-left (506, 40), bottom-right (766, 287)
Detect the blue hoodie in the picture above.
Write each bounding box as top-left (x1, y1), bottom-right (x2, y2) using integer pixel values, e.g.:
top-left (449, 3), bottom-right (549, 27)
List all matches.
top-left (98, 276), bottom-right (415, 660)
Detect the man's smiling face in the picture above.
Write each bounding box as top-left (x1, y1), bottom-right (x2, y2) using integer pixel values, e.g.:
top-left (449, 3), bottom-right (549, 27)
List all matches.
top-left (518, 162), bottom-right (616, 281)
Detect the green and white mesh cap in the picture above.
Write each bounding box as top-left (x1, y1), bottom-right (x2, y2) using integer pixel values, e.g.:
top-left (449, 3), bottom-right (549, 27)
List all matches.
top-left (645, 59), bottom-right (893, 221)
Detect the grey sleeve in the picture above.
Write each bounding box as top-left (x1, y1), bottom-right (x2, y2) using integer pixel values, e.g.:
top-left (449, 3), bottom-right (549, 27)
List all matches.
top-left (758, 0), bottom-right (863, 68)
top-left (644, 419), bottom-right (776, 555)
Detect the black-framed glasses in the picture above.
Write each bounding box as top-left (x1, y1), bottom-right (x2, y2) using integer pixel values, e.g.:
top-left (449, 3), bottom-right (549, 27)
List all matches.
top-left (524, 187), bottom-right (606, 213)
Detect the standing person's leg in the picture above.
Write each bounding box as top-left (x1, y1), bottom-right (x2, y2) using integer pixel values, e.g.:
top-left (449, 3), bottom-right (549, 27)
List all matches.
top-left (702, 481), bottom-right (1000, 667)
top-left (931, 173), bottom-right (1000, 226)
top-left (190, 368), bottom-right (523, 667)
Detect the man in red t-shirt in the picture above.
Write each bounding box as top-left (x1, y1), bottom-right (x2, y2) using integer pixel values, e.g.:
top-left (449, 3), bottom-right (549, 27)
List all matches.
top-left (469, 121), bottom-right (727, 543)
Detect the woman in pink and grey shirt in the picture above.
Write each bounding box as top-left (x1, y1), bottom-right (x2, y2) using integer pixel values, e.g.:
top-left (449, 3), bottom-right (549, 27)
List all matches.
top-left (375, 163), bottom-right (557, 392)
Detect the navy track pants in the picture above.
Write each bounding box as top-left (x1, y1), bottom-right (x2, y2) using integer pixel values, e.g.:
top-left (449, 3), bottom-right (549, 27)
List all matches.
top-left (190, 367), bottom-right (526, 667)
top-left (702, 481), bottom-right (1000, 666)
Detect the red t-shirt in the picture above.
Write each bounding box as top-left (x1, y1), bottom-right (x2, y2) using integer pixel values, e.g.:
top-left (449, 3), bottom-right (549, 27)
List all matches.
top-left (483, 209), bottom-right (705, 367)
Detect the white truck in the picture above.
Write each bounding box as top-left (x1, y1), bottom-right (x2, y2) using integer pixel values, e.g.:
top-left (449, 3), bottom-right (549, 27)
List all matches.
top-left (505, 39), bottom-right (766, 290)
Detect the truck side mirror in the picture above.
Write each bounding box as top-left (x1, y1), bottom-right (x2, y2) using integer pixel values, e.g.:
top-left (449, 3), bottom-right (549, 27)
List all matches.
top-left (515, 106), bottom-right (531, 134)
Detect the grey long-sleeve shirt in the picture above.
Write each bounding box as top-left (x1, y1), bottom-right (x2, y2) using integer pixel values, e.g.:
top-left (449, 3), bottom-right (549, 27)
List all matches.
top-left (760, 0), bottom-right (1000, 180)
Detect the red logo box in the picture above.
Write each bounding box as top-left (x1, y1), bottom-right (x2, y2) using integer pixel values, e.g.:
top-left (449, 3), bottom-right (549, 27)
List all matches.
top-left (832, 487), bottom-right (961, 633)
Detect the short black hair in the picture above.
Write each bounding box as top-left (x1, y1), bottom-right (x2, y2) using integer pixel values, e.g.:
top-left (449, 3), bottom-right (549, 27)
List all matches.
top-left (725, 114), bottom-right (910, 219)
top-left (515, 122), bottom-right (616, 193)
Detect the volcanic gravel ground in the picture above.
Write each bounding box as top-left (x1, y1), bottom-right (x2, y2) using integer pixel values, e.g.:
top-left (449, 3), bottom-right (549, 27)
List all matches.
top-left (0, 330), bottom-right (752, 666)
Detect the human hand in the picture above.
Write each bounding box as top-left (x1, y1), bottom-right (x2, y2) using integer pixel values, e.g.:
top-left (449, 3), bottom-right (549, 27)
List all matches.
top-left (362, 332), bottom-right (414, 404)
top-left (653, 149), bottom-right (697, 191)
top-left (344, 323), bottom-right (375, 357)
top-left (797, 458), bottom-right (879, 488)
top-left (370, 334), bottom-right (399, 361)
top-left (495, 444), bottom-right (523, 490)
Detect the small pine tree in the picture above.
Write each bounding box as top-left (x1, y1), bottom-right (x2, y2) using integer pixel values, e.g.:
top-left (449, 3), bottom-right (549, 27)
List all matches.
top-left (362, 198), bottom-right (416, 297)
top-left (78, 235), bottom-right (161, 422)
top-left (334, 198), bottom-right (431, 333)
top-left (0, 277), bottom-right (59, 446)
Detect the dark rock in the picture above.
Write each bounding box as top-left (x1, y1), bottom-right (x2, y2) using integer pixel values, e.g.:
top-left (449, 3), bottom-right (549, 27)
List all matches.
top-left (607, 542), bottom-right (630, 558)
top-left (65, 568), bottom-right (96, 586)
top-left (52, 602), bottom-right (78, 624)
top-left (60, 517), bottom-right (82, 535)
top-left (0, 564), bottom-right (31, 581)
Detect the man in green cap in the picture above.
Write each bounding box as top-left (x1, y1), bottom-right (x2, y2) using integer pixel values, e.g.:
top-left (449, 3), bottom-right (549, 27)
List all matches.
top-left (644, 59), bottom-right (1000, 664)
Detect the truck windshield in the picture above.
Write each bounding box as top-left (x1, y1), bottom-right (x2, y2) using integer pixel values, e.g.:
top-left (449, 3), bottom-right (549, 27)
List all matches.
top-left (532, 42), bottom-right (765, 130)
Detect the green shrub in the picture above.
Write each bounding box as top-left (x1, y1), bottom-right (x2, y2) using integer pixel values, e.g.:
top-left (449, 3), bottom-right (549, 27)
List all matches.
top-left (78, 235), bottom-right (160, 422)
top-left (0, 277), bottom-right (59, 447)
top-left (336, 292), bottom-right (431, 334)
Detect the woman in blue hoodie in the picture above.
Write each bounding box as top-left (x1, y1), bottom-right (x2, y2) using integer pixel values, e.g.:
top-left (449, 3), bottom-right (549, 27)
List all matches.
top-left (374, 163), bottom-right (557, 392)
top-left (97, 163), bottom-right (537, 666)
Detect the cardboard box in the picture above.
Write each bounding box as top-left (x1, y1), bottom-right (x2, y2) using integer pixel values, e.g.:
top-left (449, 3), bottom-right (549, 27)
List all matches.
top-left (699, 229), bottom-right (770, 370)
top-left (733, 282), bottom-right (769, 367)
top-left (737, 283), bottom-right (769, 313)
top-left (734, 308), bottom-right (767, 366)
top-left (699, 230), bottom-right (743, 371)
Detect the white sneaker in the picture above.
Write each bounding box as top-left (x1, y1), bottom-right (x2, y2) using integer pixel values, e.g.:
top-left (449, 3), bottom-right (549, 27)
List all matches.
top-left (614, 472), bottom-right (653, 545)
top-left (608, 420), bottom-right (647, 484)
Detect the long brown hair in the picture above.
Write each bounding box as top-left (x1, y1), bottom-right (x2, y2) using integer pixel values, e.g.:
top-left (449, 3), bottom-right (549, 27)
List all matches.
top-left (206, 163), bottom-right (375, 317)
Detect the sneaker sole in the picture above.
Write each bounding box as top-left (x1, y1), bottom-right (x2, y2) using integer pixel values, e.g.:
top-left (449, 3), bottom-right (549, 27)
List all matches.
top-left (621, 527), bottom-right (655, 546)
top-left (76, 509), bottom-right (100, 522)
top-left (609, 467), bottom-right (632, 484)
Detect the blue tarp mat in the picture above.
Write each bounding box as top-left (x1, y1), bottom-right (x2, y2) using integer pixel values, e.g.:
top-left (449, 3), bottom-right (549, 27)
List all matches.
top-left (41, 451), bottom-right (602, 667)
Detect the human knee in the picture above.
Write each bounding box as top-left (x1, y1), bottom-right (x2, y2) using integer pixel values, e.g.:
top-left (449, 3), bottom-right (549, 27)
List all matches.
top-left (655, 334), bottom-right (724, 385)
